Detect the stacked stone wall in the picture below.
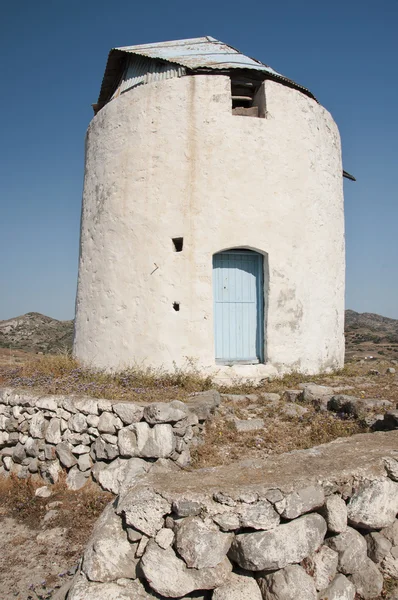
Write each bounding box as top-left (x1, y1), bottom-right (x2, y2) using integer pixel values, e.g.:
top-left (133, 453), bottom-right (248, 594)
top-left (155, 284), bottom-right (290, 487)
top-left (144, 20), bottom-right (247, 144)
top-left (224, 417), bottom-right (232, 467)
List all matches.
top-left (65, 432), bottom-right (398, 599)
top-left (0, 388), bottom-right (218, 493)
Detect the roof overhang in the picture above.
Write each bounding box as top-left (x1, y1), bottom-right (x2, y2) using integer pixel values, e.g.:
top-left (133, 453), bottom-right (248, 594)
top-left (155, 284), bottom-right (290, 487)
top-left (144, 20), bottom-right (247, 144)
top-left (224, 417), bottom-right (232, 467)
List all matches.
top-left (95, 36), bottom-right (316, 111)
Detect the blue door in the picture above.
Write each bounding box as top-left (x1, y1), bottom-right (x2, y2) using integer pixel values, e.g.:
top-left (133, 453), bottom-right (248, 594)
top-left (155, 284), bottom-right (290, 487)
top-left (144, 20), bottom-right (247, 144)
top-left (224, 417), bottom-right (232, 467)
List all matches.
top-left (213, 250), bottom-right (264, 363)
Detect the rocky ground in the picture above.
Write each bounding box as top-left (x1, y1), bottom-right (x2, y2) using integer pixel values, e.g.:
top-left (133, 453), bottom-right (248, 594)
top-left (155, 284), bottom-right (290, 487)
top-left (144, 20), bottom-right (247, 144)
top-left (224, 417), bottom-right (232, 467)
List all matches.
top-left (191, 359), bottom-right (398, 468)
top-left (0, 477), bottom-right (111, 599)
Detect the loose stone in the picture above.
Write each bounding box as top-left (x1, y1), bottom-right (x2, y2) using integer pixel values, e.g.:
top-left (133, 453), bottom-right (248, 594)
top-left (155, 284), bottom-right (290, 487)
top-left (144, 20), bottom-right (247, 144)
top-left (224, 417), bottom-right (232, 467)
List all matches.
top-left (213, 572), bottom-right (262, 600)
top-left (281, 484), bottom-right (325, 519)
top-left (257, 564), bottom-right (317, 600)
top-left (321, 494), bottom-right (348, 533)
top-left (230, 513), bottom-right (327, 571)
top-left (174, 516), bottom-right (233, 569)
top-left (347, 479), bottom-right (398, 530)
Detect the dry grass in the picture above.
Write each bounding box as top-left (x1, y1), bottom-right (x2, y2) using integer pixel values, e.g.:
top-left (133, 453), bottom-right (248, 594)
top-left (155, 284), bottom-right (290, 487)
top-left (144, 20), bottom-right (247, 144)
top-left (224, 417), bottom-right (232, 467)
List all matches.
top-left (191, 406), bottom-right (368, 468)
top-left (1, 351), bottom-right (397, 403)
top-left (0, 353), bottom-right (214, 403)
top-left (0, 474), bottom-right (112, 537)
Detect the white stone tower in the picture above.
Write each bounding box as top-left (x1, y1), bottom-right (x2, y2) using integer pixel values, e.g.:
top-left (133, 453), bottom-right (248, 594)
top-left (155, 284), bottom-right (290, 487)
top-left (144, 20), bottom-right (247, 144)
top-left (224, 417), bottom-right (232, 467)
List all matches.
top-left (74, 36), bottom-right (346, 381)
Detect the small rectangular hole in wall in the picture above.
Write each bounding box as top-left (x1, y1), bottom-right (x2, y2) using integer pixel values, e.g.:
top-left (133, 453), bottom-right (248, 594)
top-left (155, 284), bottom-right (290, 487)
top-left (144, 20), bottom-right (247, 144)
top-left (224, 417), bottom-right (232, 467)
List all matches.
top-left (173, 302), bottom-right (180, 311)
top-left (231, 78), bottom-right (266, 118)
top-left (172, 237), bottom-right (184, 252)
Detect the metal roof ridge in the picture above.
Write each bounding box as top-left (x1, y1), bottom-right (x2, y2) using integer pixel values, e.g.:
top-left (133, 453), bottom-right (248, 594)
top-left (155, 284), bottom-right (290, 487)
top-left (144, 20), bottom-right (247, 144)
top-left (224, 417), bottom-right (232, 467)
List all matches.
top-left (116, 36), bottom-right (221, 51)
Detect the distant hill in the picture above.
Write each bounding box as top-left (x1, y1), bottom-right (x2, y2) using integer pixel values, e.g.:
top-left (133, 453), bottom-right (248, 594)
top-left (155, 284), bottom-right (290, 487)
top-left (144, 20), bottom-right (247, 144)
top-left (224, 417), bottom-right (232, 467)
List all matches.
top-left (1, 309), bottom-right (397, 357)
top-left (345, 309), bottom-right (398, 343)
top-left (0, 312), bottom-right (74, 354)
top-left (345, 309), bottom-right (398, 359)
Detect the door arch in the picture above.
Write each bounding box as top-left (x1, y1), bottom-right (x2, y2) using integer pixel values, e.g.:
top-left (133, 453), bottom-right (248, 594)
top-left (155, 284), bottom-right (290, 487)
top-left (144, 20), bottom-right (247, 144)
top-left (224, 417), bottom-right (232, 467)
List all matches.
top-left (213, 249), bottom-right (265, 364)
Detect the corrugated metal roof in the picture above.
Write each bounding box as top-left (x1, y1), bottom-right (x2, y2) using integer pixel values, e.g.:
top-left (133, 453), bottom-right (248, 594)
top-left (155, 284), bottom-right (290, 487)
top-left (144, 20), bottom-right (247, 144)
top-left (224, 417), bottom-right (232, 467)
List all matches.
top-left (117, 37), bottom-right (282, 75)
top-left (112, 56), bottom-right (185, 99)
top-left (95, 36), bottom-right (315, 112)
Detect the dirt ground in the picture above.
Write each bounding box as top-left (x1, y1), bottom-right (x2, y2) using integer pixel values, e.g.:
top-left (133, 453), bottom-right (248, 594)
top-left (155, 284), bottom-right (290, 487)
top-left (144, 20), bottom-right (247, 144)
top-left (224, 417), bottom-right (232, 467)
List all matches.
top-left (0, 477), bottom-right (112, 599)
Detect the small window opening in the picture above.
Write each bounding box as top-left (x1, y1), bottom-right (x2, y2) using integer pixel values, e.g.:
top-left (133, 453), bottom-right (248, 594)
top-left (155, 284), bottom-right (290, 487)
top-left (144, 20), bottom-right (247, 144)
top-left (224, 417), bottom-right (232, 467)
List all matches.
top-left (231, 78), bottom-right (266, 118)
top-left (173, 302), bottom-right (180, 311)
top-left (172, 237), bottom-right (184, 252)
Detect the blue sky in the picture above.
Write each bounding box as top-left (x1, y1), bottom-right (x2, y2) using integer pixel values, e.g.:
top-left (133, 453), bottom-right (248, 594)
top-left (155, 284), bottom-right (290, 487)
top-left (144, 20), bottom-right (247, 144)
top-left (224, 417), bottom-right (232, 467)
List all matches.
top-left (1, 0), bottom-right (397, 321)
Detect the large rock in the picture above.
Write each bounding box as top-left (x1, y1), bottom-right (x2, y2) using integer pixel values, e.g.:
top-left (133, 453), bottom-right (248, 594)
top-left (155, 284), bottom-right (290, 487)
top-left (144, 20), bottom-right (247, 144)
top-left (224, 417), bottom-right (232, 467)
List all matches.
top-left (172, 498), bottom-right (202, 518)
top-left (55, 442), bottom-right (77, 468)
top-left (12, 442), bottom-right (26, 464)
top-left (78, 453), bottom-right (92, 472)
top-left (299, 383), bottom-right (335, 397)
top-left (112, 403), bottom-right (144, 425)
top-left (29, 412), bottom-right (48, 438)
top-left (155, 527), bottom-right (174, 549)
top-left (321, 494), bottom-right (347, 533)
top-left (97, 457), bottom-right (149, 495)
top-left (68, 413), bottom-right (87, 433)
top-left (118, 422), bottom-right (174, 458)
top-left (212, 572), bottom-right (262, 600)
top-left (347, 479), bottom-right (398, 529)
top-left (82, 504), bottom-right (139, 582)
top-left (66, 466), bottom-right (89, 491)
top-left (348, 557), bottom-right (384, 599)
top-left (365, 531), bottom-right (392, 562)
top-left (186, 390), bottom-right (221, 421)
top-left (318, 574), bottom-right (356, 600)
top-left (325, 527), bottom-right (367, 575)
top-left (299, 384), bottom-right (334, 405)
top-left (73, 398), bottom-right (99, 415)
top-left (92, 437), bottom-right (118, 461)
top-left (36, 397), bottom-right (58, 411)
top-left (45, 418), bottom-right (62, 444)
top-left (381, 519), bottom-right (398, 545)
top-left (230, 513), bottom-right (327, 571)
top-left (257, 564), bottom-right (317, 600)
top-left (144, 402), bottom-right (187, 424)
top-left (238, 500), bottom-right (280, 530)
top-left (140, 539), bottom-right (232, 597)
top-left (68, 574), bottom-right (153, 600)
top-left (116, 486), bottom-right (171, 537)
top-left (303, 545), bottom-right (338, 591)
top-left (213, 512), bottom-right (240, 532)
top-left (97, 412), bottom-right (119, 434)
top-left (281, 484), bottom-right (325, 519)
top-left (174, 517), bottom-right (233, 568)
top-left (384, 457), bottom-right (398, 481)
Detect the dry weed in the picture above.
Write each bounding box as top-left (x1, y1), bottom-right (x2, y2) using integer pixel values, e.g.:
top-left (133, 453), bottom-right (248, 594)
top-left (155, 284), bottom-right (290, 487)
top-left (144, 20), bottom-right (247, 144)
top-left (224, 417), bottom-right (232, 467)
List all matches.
top-left (191, 409), bottom-right (368, 469)
top-left (0, 353), bottom-right (213, 402)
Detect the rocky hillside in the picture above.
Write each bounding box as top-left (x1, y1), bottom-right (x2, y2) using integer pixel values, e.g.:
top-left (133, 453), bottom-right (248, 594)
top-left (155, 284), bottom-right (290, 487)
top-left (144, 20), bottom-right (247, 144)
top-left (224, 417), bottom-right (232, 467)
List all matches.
top-left (0, 312), bottom-right (74, 354)
top-left (345, 309), bottom-right (398, 340)
top-left (345, 309), bottom-right (398, 360)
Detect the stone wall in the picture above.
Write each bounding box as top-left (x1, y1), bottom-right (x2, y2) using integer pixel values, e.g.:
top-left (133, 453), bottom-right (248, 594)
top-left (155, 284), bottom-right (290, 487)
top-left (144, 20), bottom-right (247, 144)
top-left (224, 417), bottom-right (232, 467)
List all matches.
top-left (0, 388), bottom-right (219, 494)
top-left (66, 431), bottom-right (398, 600)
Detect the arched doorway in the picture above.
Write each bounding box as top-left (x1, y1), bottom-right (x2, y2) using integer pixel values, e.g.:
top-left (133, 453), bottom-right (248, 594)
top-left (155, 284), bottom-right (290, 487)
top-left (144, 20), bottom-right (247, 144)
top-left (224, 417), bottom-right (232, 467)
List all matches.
top-left (213, 249), bottom-right (265, 364)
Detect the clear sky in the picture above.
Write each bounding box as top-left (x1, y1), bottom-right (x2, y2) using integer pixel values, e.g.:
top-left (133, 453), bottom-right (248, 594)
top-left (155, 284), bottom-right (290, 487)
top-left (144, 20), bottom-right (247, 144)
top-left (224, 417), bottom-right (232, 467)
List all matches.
top-left (1, 0), bottom-right (397, 321)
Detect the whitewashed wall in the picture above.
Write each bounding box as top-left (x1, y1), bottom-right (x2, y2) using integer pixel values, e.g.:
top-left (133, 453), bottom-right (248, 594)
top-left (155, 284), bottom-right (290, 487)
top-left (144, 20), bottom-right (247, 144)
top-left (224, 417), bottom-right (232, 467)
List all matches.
top-left (74, 74), bottom-right (345, 381)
